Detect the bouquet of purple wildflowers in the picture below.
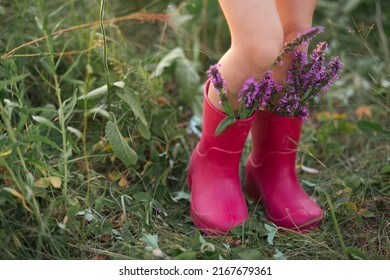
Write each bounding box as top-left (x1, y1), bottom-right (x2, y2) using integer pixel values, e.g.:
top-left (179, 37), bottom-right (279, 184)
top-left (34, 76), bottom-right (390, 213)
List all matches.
top-left (207, 26), bottom-right (343, 135)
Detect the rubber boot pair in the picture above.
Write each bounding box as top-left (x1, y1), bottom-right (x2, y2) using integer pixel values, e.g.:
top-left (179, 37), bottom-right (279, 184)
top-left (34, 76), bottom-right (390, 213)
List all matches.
top-left (187, 80), bottom-right (323, 234)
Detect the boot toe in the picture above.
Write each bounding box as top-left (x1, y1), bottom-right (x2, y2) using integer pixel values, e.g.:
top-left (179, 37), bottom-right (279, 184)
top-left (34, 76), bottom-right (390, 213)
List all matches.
top-left (190, 207), bottom-right (248, 235)
top-left (267, 205), bottom-right (323, 230)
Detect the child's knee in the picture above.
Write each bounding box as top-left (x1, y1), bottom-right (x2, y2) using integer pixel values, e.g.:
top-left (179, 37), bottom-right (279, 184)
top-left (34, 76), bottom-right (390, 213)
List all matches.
top-left (236, 33), bottom-right (283, 75)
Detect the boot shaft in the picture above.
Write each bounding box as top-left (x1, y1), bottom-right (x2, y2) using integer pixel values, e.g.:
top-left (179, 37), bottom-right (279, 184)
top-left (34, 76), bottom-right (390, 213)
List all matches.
top-left (250, 109), bottom-right (303, 165)
top-left (198, 80), bottom-right (255, 155)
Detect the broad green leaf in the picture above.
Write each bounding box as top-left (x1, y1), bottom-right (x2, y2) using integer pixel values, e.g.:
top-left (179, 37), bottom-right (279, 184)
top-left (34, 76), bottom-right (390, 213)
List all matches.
top-left (138, 121), bottom-right (151, 140)
top-left (105, 121), bottom-right (138, 167)
top-left (200, 242), bottom-right (215, 253)
top-left (0, 74), bottom-right (29, 90)
top-left (237, 249), bottom-right (263, 260)
top-left (117, 88), bottom-right (147, 126)
top-left (67, 204), bottom-right (82, 217)
top-left (22, 133), bottom-right (61, 150)
top-left (39, 57), bottom-right (56, 77)
top-left (142, 233), bottom-right (159, 249)
top-left (88, 107), bottom-right (110, 119)
top-left (381, 183), bottom-right (390, 194)
top-left (273, 249), bottom-right (287, 260)
top-left (357, 120), bottom-right (383, 135)
top-left (175, 58), bottom-right (200, 105)
top-left (117, 88), bottom-right (151, 139)
top-left (380, 164), bottom-right (390, 175)
top-left (78, 81), bottom-right (124, 100)
top-left (62, 91), bottom-right (77, 121)
top-left (215, 116), bottom-right (236, 136)
top-left (153, 47), bottom-right (185, 77)
top-left (133, 192), bottom-right (152, 202)
top-left (26, 158), bottom-right (61, 176)
top-left (265, 223), bottom-right (278, 245)
top-left (67, 126), bottom-right (83, 139)
top-left (32, 115), bottom-right (60, 132)
top-left (173, 251), bottom-right (197, 260)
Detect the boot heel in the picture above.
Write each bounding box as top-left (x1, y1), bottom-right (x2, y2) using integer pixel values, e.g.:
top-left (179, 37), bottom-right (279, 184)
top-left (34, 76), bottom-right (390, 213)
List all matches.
top-left (245, 164), bottom-right (261, 202)
top-left (187, 172), bottom-right (192, 190)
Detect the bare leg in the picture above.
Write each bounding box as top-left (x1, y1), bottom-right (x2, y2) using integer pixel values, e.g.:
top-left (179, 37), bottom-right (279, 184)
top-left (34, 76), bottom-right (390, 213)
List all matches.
top-left (273, 0), bottom-right (318, 84)
top-left (208, 0), bottom-right (283, 112)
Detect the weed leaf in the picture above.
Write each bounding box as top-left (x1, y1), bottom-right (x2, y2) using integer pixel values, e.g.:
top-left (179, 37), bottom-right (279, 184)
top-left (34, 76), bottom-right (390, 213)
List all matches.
top-left (79, 81), bottom-right (124, 100)
top-left (273, 249), bottom-right (287, 260)
top-left (347, 246), bottom-right (368, 260)
top-left (357, 120), bottom-right (383, 135)
top-left (0, 74), bottom-right (29, 90)
top-left (88, 107), bottom-right (110, 119)
top-left (142, 234), bottom-right (159, 249)
top-left (27, 158), bottom-right (61, 176)
top-left (215, 116), bottom-right (236, 136)
top-left (63, 92), bottom-right (77, 121)
top-left (117, 88), bottom-right (150, 139)
top-left (22, 134), bottom-right (61, 150)
top-left (173, 251), bottom-right (197, 260)
top-left (380, 164), bottom-right (390, 175)
top-left (118, 88), bottom-right (147, 126)
top-left (265, 224), bottom-right (278, 245)
top-left (133, 192), bottom-right (152, 202)
top-left (175, 58), bottom-right (200, 104)
top-left (2, 187), bottom-right (32, 212)
top-left (105, 121), bottom-right (138, 167)
top-left (138, 121), bottom-right (151, 140)
top-left (67, 126), bottom-right (83, 139)
top-left (237, 249), bottom-right (263, 260)
top-left (154, 47), bottom-right (185, 77)
top-left (32, 115), bottom-right (60, 132)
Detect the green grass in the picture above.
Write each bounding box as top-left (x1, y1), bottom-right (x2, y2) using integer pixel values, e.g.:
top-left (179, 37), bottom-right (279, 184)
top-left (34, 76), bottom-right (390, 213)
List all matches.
top-left (0, 0), bottom-right (389, 260)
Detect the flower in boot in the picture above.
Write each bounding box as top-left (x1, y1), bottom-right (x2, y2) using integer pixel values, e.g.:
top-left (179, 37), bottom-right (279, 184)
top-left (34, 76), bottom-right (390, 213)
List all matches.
top-left (238, 77), bottom-right (260, 108)
top-left (267, 40), bottom-right (343, 119)
top-left (258, 72), bottom-right (277, 108)
top-left (273, 25), bottom-right (324, 66)
top-left (207, 64), bottom-right (226, 93)
top-left (207, 26), bottom-right (343, 134)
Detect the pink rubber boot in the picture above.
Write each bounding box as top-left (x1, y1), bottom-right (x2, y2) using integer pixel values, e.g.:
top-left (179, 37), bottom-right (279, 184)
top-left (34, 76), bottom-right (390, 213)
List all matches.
top-left (245, 110), bottom-right (323, 230)
top-left (188, 80), bottom-right (255, 235)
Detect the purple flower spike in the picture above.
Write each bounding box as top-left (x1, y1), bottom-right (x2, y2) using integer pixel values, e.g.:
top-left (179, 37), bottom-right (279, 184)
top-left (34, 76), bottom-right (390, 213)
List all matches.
top-left (296, 26), bottom-right (325, 45)
top-left (213, 26), bottom-right (343, 124)
top-left (207, 64), bottom-right (227, 93)
top-left (328, 56), bottom-right (344, 80)
top-left (238, 77), bottom-right (260, 108)
top-left (258, 71), bottom-right (276, 107)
